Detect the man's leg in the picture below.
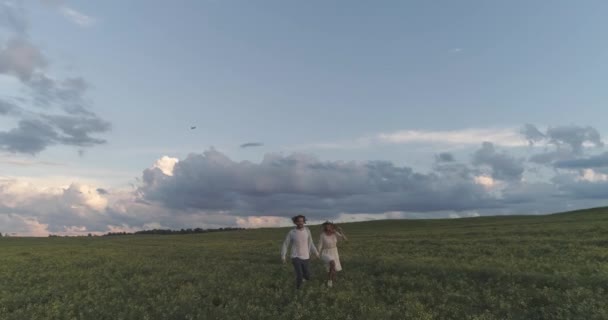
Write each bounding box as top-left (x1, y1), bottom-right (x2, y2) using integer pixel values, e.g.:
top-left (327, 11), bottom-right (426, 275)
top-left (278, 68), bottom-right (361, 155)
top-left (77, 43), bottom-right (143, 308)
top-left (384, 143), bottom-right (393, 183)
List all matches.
top-left (301, 259), bottom-right (311, 281)
top-left (291, 258), bottom-right (304, 289)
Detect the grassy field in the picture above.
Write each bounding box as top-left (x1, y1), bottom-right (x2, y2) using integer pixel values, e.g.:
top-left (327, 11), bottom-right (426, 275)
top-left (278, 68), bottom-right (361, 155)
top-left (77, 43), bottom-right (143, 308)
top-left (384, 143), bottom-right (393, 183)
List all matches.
top-left (1, 208), bottom-right (608, 320)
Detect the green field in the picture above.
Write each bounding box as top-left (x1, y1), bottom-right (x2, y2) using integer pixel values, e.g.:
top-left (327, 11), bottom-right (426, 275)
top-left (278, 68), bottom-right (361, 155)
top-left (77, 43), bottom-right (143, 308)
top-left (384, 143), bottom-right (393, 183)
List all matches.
top-left (1, 208), bottom-right (608, 320)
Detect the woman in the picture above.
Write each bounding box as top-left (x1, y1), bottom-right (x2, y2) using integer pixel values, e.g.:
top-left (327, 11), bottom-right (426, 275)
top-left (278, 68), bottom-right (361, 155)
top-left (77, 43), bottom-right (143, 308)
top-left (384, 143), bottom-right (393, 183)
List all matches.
top-left (317, 221), bottom-right (347, 288)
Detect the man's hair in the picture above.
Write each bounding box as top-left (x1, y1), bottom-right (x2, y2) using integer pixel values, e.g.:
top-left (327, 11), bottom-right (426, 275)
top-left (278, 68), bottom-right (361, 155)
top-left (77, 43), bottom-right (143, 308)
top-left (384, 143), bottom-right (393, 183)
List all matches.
top-left (292, 215), bottom-right (307, 224)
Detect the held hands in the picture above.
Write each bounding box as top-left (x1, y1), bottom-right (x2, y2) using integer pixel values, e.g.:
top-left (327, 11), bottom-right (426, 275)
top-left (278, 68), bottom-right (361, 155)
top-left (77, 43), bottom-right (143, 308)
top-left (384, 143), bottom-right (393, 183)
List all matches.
top-left (282, 255), bottom-right (320, 263)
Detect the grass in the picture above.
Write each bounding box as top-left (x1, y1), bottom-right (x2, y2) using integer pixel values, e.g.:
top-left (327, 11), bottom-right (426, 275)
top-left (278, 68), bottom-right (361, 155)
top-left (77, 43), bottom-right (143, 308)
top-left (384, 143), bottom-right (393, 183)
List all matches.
top-left (1, 207), bottom-right (607, 319)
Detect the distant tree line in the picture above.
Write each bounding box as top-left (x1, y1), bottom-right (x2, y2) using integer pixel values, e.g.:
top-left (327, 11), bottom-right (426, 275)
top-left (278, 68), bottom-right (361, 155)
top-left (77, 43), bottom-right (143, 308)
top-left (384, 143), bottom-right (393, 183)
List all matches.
top-left (103, 227), bottom-right (244, 236)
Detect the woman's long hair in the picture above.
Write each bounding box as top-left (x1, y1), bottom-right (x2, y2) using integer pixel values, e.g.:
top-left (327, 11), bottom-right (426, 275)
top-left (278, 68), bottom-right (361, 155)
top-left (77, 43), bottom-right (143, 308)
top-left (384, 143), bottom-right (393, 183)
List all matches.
top-left (321, 221), bottom-right (338, 233)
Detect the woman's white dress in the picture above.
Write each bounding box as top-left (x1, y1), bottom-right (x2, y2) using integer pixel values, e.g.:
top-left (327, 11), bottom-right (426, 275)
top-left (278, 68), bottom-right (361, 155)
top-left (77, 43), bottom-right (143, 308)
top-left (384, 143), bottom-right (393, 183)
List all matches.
top-left (318, 232), bottom-right (343, 272)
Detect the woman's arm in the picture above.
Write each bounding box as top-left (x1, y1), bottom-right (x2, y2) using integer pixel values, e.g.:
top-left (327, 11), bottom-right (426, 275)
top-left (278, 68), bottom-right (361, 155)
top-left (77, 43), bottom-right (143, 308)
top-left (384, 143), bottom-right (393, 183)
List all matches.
top-left (336, 228), bottom-right (348, 241)
top-left (317, 233), bottom-right (324, 253)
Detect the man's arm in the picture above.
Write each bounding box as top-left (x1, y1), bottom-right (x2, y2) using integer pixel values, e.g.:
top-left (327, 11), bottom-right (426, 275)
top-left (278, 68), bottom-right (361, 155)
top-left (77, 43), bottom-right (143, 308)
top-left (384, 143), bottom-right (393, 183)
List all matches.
top-left (281, 230), bottom-right (291, 262)
top-left (307, 228), bottom-right (319, 257)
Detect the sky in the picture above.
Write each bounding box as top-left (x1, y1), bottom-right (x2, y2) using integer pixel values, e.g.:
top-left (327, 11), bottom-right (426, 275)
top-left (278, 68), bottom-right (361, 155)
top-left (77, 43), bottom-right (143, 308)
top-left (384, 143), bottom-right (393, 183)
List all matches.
top-left (1, 0), bottom-right (608, 236)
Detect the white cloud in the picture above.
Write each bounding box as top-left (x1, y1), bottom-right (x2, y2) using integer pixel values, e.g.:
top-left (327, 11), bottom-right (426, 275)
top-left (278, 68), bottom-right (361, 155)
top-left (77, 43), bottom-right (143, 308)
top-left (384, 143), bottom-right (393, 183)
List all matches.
top-left (297, 127), bottom-right (530, 151)
top-left (0, 177), bottom-right (62, 207)
top-left (0, 37), bottom-right (47, 80)
top-left (0, 177), bottom-right (114, 235)
top-left (62, 183), bottom-right (108, 212)
top-left (376, 128), bottom-right (527, 147)
top-left (474, 175), bottom-right (496, 188)
top-left (236, 216), bottom-right (285, 228)
top-left (106, 224), bottom-right (140, 234)
top-left (0, 214), bottom-right (49, 236)
top-left (578, 169), bottom-right (608, 182)
top-left (59, 6), bottom-right (96, 27)
top-left (0, 155), bottom-right (63, 166)
top-left (335, 212), bottom-right (406, 222)
top-left (448, 211), bottom-right (480, 219)
top-left (153, 156), bottom-right (179, 176)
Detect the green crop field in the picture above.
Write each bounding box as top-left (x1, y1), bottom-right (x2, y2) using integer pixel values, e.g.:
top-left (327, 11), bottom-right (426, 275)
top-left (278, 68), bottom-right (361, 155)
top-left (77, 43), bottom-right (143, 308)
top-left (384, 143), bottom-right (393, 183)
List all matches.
top-left (1, 208), bottom-right (608, 320)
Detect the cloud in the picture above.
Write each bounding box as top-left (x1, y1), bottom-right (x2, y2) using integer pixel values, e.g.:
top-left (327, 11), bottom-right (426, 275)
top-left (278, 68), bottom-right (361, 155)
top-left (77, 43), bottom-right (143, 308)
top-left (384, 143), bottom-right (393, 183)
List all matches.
top-left (39, 0), bottom-right (96, 28)
top-left (554, 152), bottom-right (608, 169)
top-left (0, 99), bottom-right (21, 116)
top-left (301, 128), bottom-right (529, 151)
top-left (449, 211), bottom-right (480, 219)
top-left (500, 182), bottom-right (558, 205)
top-left (472, 142), bottom-right (524, 181)
top-left (42, 114), bottom-right (110, 146)
top-left (551, 172), bottom-right (608, 200)
top-left (62, 183), bottom-right (108, 211)
top-left (240, 142), bottom-right (264, 148)
top-left (0, 37), bottom-right (47, 81)
top-left (235, 216), bottom-right (285, 228)
top-left (0, 178), bottom-right (127, 235)
top-left (521, 123), bottom-right (546, 146)
top-left (312, 125), bottom-right (603, 155)
top-left (376, 128), bottom-right (527, 147)
top-left (546, 125), bottom-right (603, 153)
top-left (523, 124), bottom-right (604, 165)
top-left (577, 169), bottom-right (608, 183)
top-left (0, 213), bottom-right (49, 236)
top-left (0, 1), bottom-right (27, 34)
top-left (0, 155), bottom-right (62, 166)
top-left (0, 114), bottom-right (110, 154)
top-left (3, 136), bottom-right (608, 236)
top-left (0, 119), bottom-right (58, 154)
top-left (474, 175), bottom-right (495, 189)
top-left (152, 156), bottom-right (179, 176)
top-left (138, 149), bottom-right (497, 219)
top-left (529, 149), bottom-right (575, 165)
top-left (59, 6), bottom-right (96, 27)
top-left (28, 75), bottom-right (93, 114)
top-left (435, 152), bottom-right (455, 163)
top-left (0, 3), bottom-right (110, 155)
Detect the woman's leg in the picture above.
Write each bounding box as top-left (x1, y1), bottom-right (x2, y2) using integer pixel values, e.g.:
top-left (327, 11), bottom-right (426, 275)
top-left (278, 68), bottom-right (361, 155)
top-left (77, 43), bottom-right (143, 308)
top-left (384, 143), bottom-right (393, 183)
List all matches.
top-left (329, 260), bottom-right (336, 282)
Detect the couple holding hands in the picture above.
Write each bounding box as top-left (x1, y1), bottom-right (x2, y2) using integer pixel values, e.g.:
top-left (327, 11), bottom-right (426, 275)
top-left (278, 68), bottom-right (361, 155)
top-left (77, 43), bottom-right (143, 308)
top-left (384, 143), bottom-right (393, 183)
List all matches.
top-left (281, 215), bottom-right (347, 289)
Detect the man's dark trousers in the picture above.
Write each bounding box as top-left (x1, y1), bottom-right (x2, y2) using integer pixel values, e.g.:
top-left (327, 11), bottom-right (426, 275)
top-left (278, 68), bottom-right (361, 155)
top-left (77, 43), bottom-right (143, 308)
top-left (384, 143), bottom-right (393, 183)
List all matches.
top-left (291, 257), bottom-right (311, 289)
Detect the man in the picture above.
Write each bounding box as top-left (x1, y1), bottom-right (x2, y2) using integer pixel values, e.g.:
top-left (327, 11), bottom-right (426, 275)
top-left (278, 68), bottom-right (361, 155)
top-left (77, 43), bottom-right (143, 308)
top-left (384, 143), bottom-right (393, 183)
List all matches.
top-left (281, 215), bottom-right (319, 289)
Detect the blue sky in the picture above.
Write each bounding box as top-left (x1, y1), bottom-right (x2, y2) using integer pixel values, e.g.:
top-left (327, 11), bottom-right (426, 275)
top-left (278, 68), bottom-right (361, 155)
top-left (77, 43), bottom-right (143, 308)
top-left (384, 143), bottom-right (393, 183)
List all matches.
top-left (1, 0), bottom-right (608, 235)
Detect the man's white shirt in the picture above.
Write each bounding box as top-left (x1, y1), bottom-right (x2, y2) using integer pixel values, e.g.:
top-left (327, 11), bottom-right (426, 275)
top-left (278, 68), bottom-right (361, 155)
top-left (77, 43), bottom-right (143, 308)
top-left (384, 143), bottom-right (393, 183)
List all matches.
top-left (281, 227), bottom-right (319, 260)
